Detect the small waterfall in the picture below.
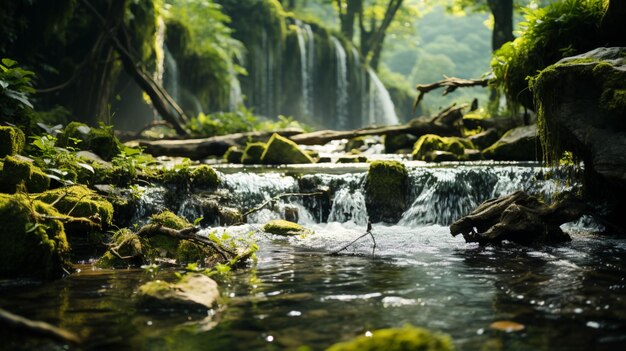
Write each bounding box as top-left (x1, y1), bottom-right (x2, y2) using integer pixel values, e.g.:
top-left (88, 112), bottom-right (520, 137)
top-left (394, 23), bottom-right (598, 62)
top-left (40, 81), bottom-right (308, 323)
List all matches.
top-left (163, 46), bottom-right (180, 103)
top-left (328, 188), bottom-right (368, 225)
top-left (304, 24), bottom-right (315, 115)
top-left (331, 36), bottom-right (349, 129)
top-left (367, 67), bottom-right (399, 126)
top-left (228, 73), bottom-right (243, 111)
top-left (295, 21), bottom-right (311, 116)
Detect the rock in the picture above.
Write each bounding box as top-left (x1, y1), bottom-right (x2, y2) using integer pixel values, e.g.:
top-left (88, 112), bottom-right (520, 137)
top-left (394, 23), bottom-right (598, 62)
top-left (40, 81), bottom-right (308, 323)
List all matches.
top-left (336, 155), bottom-right (368, 163)
top-left (384, 133), bottom-right (418, 153)
top-left (223, 146), bottom-right (243, 163)
top-left (412, 134), bottom-right (473, 161)
top-left (241, 142), bottom-right (266, 164)
top-left (0, 126), bottom-right (25, 157)
top-left (482, 125), bottom-right (541, 161)
top-left (263, 219), bottom-right (311, 236)
top-left (96, 229), bottom-right (143, 268)
top-left (0, 193), bottom-right (70, 279)
top-left (464, 149), bottom-right (483, 161)
top-left (76, 151), bottom-right (112, 168)
top-left (468, 128), bottom-right (500, 150)
top-left (218, 207), bottom-right (243, 226)
top-left (365, 160), bottom-right (408, 223)
top-left (37, 185), bottom-right (114, 226)
top-left (261, 133), bottom-right (314, 164)
top-left (284, 205), bottom-right (299, 223)
top-left (149, 210), bottom-right (191, 230)
top-left (57, 122), bottom-right (122, 161)
top-left (0, 156), bottom-right (50, 193)
top-left (191, 165), bottom-right (220, 188)
top-left (531, 47), bottom-right (626, 229)
top-left (426, 150), bottom-right (460, 162)
top-left (344, 136), bottom-right (367, 152)
top-left (450, 191), bottom-right (588, 245)
top-left (137, 274), bottom-right (219, 311)
top-left (325, 325), bottom-right (454, 351)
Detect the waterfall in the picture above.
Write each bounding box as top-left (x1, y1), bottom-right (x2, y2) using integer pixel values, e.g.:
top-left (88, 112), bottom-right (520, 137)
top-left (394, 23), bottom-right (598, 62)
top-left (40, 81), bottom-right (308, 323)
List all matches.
top-left (331, 36), bottom-right (349, 130)
top-left (163, 46), bottom-right (180, 103)
top-left (295, 21), bottom-right (311, 116)
top-left (367, 67), bottom-right (399, 126)
top-left (154, 16), bottom-right (166, 88)
top-left (304, 24), bottom-right (315, 115)
top-left (229, 72), bottom-right (243, 111)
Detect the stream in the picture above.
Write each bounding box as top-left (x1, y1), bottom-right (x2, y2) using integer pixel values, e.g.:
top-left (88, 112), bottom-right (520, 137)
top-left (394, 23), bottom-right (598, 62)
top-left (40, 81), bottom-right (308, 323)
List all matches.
top-left (1, 162), bottom-right (625, 350)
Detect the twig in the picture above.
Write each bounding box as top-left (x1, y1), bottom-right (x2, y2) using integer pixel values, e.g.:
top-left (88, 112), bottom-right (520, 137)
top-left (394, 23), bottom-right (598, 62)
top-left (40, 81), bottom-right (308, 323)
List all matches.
top-left (243, 192), bottom-right (325, 217)
top-left (329, 222), bottom-right (376, 256)
top-left (414, 76), bottom-right (490, 111)
top-left (0, 308), bottom-right (82, 344)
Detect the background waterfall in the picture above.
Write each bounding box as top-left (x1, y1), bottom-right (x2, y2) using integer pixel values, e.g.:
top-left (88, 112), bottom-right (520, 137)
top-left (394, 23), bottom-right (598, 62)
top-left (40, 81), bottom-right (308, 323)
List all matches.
top-left (331, 37), bottom-right (349, 129)
top-left (367, 68), bottom-right (400, 126)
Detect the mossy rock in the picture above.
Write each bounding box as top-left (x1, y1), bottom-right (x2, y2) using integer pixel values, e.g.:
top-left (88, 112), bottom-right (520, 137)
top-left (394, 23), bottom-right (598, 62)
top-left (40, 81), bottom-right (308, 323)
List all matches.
top-left (0, 156), bottom-right (50, 194)
top-left (224, 146), bottom-right (244, 163)
top-left (96, 229), bottom-right (143, 268)
top-left (57, 122), bottom-right (122, 161)
top-left (137, 274), bottom-right (219, 311)
top-left (0, 126), bottom-right (26, 157)
top-left (482, 125), bottom-right (541, 161)
top-left (241, 142), bottom-right (267, 164)
top-left (191, 165), bottom-right (220, 188)
top-left (263, 219), bottom-right (311, 236)
top-left (336, 155), bottom-right (368, 163)
top-left (261, 133), bottom-right (314, 164)
top-left (365, 160), bottom-right (408, 223)
top-left (468, 128), bottom-right (500, 150)
top-left (412, 134), bottom-right (470, 161)
top-left (345, 137), bottom-right (367, 152)
top-left (326, 325), bottom-right (454, 351)
top-left (384, 133), bottom-right (417, 153)
top-left (37, 185), bottom-right (114, 226)
top-left (150, 210), bottom-right (192, 230)
top-left (425, 151), bottom-right (461, 162)
top-left (0, 193), bottom-right (71, 279)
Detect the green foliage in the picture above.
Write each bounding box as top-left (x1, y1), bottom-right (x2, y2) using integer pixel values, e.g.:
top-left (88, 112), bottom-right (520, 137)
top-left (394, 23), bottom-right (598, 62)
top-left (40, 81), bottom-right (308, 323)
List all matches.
top-left (325, 325), bottom-right (454, 351)
top-left (57, 122), bottom-right (122, 161)
top-left (491, 0), bottom-right (607, 110)
top-left (0, 58), bottom-right (36, 128)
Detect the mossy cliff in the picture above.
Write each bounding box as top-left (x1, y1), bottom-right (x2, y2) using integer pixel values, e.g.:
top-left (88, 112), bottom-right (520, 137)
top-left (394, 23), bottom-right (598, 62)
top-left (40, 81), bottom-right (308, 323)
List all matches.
top-left (365, 160), bottom-right (408, 223)
top-left (531, 47), bottom-right (626, 229)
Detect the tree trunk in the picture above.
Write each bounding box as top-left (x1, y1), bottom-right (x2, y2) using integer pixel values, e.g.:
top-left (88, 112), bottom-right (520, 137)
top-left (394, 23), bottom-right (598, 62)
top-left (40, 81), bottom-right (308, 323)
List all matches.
top-left (487, 0), bottom-right (514, 51)
top-left (358, 0), bottom-right (403, 70)
top-left (338, 0), bottom-right (362, 41)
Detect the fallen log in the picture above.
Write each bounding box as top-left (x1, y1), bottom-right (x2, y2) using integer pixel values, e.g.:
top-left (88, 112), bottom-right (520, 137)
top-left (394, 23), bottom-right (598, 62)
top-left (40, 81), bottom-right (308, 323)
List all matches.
top-left (450, 191), bottom-right (589, 245)
top-left (139, 129), bottom-right (304, 159)
top-left (0, 308), bottom-right (81, 344)
top-left (290, 104), bottom-right (466, 146)
top-left (414, 76), bottom-right (490, 111)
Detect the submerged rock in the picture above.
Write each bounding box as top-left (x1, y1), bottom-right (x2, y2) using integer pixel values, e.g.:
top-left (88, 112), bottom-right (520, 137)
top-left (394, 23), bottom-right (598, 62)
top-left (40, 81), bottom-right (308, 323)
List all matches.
top-left (325, 325), bottom-right (454, 351)
top-left (0, 156), bottom-right (49, 193)
top-left (261, 133), bottom-right (314, 164)
top-left (0, 126), bottom-right (25, 158)
top-left (365, 160), bottom-right (408, 223)
top-left (482, 125), bottom-right (541, 161)
top-left (263, 219), bottom-right (311, 236)
top-left (137, 274), bottom-right (219, 311)
top-left (0, 193), bottom-right (70, 279)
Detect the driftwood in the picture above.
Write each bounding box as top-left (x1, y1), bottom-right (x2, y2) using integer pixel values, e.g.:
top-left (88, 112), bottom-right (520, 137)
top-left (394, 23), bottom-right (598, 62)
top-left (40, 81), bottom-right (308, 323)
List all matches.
top-left (139, 129), bottom-right (304, 159)
top-left (450, 191), bottom-right (589, 245)
top-left (330, 222), bottom-right (376, 255)
top-left (414, 76), bottom-right (490, 110)
top-left (290, 104), bottom-right (466, 146)
top-left (0, 308), bottom-right (81, 344)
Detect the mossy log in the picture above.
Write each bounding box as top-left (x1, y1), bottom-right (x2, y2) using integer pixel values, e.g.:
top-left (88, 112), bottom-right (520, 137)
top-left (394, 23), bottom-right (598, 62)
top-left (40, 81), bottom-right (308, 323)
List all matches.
top-left (450, 191), bottom-right (588, 245)
top-left (290, 105), bottom-right (465, 146)
top-left (139, 129), bottom-right (303, 159)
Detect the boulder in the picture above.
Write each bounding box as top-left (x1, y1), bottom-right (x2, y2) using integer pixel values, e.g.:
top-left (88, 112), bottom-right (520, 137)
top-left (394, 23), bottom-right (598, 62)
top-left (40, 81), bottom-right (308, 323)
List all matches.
top-left (384, 133), bottom-right (418, 153)
top-left (325, 325), bottom-right (454, 351)
top-left (412, 134), bottom-right (474, 161)
top-left (482, 125), bottom-right (541, 161)
top-left (531, 47), bottom-right (626, 228)
top-left (0, 193), bottom-right (70, 279)
top-left (218, 207), bottom-right (243, 226)
top-left (137, 274), bottom-right (219, 311)
top-left (223, 146), bottom-right (243, 163)
top-left (365, 160), bottom-right (408, 223)
top-left (336, 155), bottom-right (368, 163)
top-left (263, 219), bottom-right (311, 236)
top-left (0, 126), bottom-right (25, 157)
top-left (0, 156), bottom-right (49, 193)
top-left (344, 136), bottom-right (367, 152)
top-left (261, 133), bottom-right (314, 164)
top-left (241, 142), bottom-right (266, 164)
top-left (191, 165), bottom-right (220, 188)
top-left (37, 185), bottom-right (114, 226)
top-left (57, 122), bottom-right (122, 161)
top-left (426, 151), bottom-right (461, 162)
top-left (468, 128), bottom-right (500, 150)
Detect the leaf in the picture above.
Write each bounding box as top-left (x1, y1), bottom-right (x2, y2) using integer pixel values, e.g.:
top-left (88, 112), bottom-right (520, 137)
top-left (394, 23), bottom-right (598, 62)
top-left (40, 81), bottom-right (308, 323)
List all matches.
top-left (77, 162), bottom-right (95, 174)
top-left (193, 216), bottom-right (204, 226)
top-left (2, 58), bottom-right (17, 67)
top-left (5, 89), bottom-right (33, 108)
top-left (0, 79), bottom-right (8, 89)
top-left (489, 321), bottom-right (525, 332)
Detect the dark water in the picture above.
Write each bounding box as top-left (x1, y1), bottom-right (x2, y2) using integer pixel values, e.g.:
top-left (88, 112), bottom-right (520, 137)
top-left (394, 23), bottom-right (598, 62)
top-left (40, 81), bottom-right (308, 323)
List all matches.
top-left (1, 224), bottom-right (625, 351)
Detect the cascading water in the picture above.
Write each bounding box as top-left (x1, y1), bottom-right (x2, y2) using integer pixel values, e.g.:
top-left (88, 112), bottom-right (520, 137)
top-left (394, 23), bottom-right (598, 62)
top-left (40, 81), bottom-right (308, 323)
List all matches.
top-left (367, 67), bottom-right (400, 126)
top-left (304, 24), bottom-right (315, 115)
top-left (331, 36), bottom-right (349, 130)
top-left (163, 45), bottom-right (180, 103)
top-left (228, 72), bottom-right (243, 111)
top-left (295, 21), bottom-right (313, 116)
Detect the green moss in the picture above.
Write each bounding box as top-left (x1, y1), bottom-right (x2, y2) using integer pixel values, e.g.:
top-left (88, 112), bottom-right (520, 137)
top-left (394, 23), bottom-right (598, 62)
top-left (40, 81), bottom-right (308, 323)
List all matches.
top-left (150, 210), bottom-right (191, 230)
top-left (263, 219), bottom-right (309, 236)
top-left (0, 126), bottom-right (25, 157)
top-left (326, 325), bottom-right (454, 351)
top-left (37, 185), bottom-right (114, 226)
top-left (0, 156), bottom-right (50, 193)
top-left (96, 229), bottom-right (143, 268)
top-left (0, 193), bottom-right (70, 279)
top-left (224, 146), bottom-right (244, 163)
top-left (57, 122), bottom-right (90, 149)
top-left (57, 122), bottom-right (122, 161)
top-left (365, 160), bottom-right (408, 223)
top-left (241, 142), bottom-right (267, 164)
top-left (191, 165), bottom-right (220, 188)
top-left (412, 135), bottom-right (467, 161)
top-left (345, 137), bottom-right (366, 152)
top-left (176, 240), bottom-right (211, 263)
top-left (261, 133), bottom-right (314, 164)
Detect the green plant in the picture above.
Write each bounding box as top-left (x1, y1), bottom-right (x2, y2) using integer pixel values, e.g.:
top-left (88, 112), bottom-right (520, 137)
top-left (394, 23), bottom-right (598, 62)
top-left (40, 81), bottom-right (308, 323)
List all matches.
top-left (0, 58), bottom-right (35, 113)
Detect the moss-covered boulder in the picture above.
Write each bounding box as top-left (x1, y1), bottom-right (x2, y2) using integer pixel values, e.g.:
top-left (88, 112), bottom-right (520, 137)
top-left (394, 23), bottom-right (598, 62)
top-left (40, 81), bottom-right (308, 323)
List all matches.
top-left (0, 193), bottom-right (71, 279)
top-left (57, 122), bottom-right (122, 161)
top-left (0, 156), bottom-right (50, 193)
top-left (263, 219), bottom-right (311, 236)
top-left (191, 165), bottom-right (220, 188)
top-left (336, 155), bottom-right (368, 163)
top-left (482, 125), bottom-right (541, 161)
top-left (261, 133), bottom-right (314, 164)
top-left (137, 273), bottom-right (219, 311)
top-left (241, 142), bottom-right (267, 164)
top-left (468, 128), bottom-right (500, 150)
top-left (0, 126), bottom-right (26, 157)
top-left (326, 325), bottom-right (454, 351)
top-left (37, 185), bottom-right (114, 226)
top-left (97, 229), bottom-right (143, 268)
top-left (412, 135), bottom-right (472, 161)
top-left (345, 136), bottom-right (367, 152)
top-left (365, 160), bottom-right (408, 223)
top-left (150, 210), bottom-right (191, 230)
top-left (224, 146), bottom-right (244, 163)
top-left (384, 133), bottom-right (418, 153)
